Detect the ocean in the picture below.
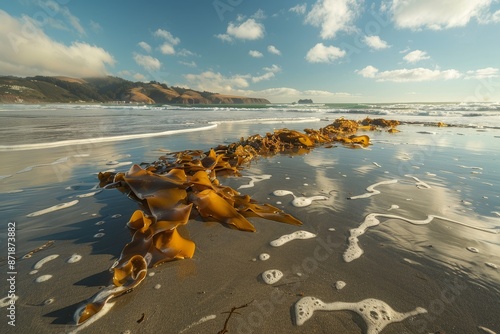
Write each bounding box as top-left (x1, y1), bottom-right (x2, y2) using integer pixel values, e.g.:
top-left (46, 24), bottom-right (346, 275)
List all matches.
top-left (1, 102), bottom-right (499, 333)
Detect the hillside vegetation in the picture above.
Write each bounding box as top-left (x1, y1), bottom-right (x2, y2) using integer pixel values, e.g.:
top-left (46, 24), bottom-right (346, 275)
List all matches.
top-left (0, 75), bottom-right (270, 104)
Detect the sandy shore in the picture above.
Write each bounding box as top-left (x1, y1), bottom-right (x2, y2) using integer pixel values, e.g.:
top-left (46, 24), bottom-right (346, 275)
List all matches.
top-left (1, 122), bottom-right (499, 334)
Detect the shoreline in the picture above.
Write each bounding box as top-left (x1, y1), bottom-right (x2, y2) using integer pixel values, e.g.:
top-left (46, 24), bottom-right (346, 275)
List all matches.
top-left (1, 120), bottom-right (499, 333)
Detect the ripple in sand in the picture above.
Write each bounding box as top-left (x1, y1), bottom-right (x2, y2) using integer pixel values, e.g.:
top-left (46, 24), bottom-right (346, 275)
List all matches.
top-left (261, 269), bottom-right (283, 285)
top-left (347, 179), bottom-right (398, 200)
top-left (35, 275), bottom-right (53, 283)
top-left (27, 200), bottom-right (79, 217)
top-left (294, 296), bottom-right (427, 332)
top-left (33, 254), bottom-right (59, 270)
top-left (270, 230), bottom-right (316, 247)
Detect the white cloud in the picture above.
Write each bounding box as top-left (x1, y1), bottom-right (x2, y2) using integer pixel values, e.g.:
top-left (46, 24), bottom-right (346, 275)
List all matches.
top-left (227, 18), bottom-right (265, 40)
top-left (388, 0), bottom-right (493, 30)
top-left (267, 45), bottom-right (281, 55)
top-left (90, 20), bottom-right (102, 33)
top-left (252, 9), bottom-right (266, 20)
top-left (138, 41), bottom-right (151, 53)
top-left (465, 67), bottom-right (499, 79)
top-left (238, 87), bottom-right (352, 101)
top-left (356, 65), bottom-right (462, 82)
top-left (154, 28), bottom-right (180, 45)
top-left (38, 0), bottom-right (86, 36)
top-left (290, 4), bottom-right (308, 15)
top-left (356, 65), bottom-right (379, 78)
top-left (178, 60), bottom-right (197, 68)
top-left (252, 64), bottom-right (281, 83)
top-left (178, 49), bottom-right (198, 57)
top-left (0, 10), bottom-right (114, 77)
top-left (249, 50), bottom-right (264, 58)
top-left (215, 33), bottom-right (233, 42)
top-left (305, 43), bottom-right (346, 63)
top-left (305, 0), bottom-right (362, 39)
top-left (363, 35), bottom-right (390, 50)
top-left (133, 73), bottom-right (146, 81)
top-left (403, 50), bottom-right (430, 63)
top-left (184, 71), bottom-right (250, 93)
top-left (159, 43), bottom-right (175, 55)
top-left (133, 54), bottom-right (161, 71)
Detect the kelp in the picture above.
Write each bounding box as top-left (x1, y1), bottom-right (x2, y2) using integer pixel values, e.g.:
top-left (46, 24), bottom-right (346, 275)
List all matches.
top-left (75, 118), bottom-right (400, 325)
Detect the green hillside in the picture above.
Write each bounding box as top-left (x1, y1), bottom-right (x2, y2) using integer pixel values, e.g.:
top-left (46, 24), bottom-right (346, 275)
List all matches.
top-left (0, 75), bottom-right (270, 105)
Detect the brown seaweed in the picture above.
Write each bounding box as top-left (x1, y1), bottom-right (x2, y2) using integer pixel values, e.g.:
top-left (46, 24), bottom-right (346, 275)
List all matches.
top-left (76, 118), bottom-right (401, 325)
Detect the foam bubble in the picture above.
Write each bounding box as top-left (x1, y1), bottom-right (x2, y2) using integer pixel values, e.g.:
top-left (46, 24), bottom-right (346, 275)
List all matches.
top-left (35, 275), bottom-right (53, 283)
top-left (273, 189), bottom-right (328, 207)
top-left (294, 296), bottom-right (427, 332)
top-left (270, 230), bottom-right (316, 247)
top-left (179, 314), bottom-right (217, 334)
top-left (238, 174), bottom-right (272, 189)
top-left (408, 176), bottom-right (431, 189)
top-left (335, 281), bottom-right (346, 290)
top-left (94, 233), bottom-right (105, 238)
top-left (33, 254), bottom-right (59, 270)
top-left (111, 214), bottom-right (122, 219)
top-left (43, 298), bottom-right (54, 305)
top-left (95, 220), bottom-right (105, 225)
top-left (154, 284), bottom-right (161, 290)
top-left (67, 254), bottom-right (82, 263)
top-left (27, 200), bottom-right (79, 217)
top-left (0, 295), bottom-right (19, 307)
top-left (467, 247), bottom-right (479, 253)
top-left (478, 326), bottom-right (497, 334)
top-left (485, 263), bottom-right (498, 269)
top-left (259, 253), bottom-right (270, 261)
top-left (348, 179), bottom-right (398, 200)
top-left (372, 162), bottom-right (381, 167)
top-left (261, 269), bottom-right (283, 284)
top-left (77, 190), bottom-right (102, 198)
top-left (29, 270), bottom-right (38, 275)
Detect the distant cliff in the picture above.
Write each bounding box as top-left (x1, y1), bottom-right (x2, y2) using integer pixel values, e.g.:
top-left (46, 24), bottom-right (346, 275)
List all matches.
top-left (0, 75), bottom-right (270, 104)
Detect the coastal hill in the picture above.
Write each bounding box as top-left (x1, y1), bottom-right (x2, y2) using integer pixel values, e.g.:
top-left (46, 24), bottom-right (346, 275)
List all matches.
top-left (0, 75), bottom-right (270, 104)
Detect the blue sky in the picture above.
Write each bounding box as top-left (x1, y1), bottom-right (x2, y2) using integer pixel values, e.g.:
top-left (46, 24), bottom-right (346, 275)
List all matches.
top-left (1, 0), bottom-right (500, 103)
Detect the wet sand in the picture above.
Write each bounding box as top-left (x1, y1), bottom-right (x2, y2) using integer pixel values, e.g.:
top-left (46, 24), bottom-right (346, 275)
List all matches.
top-left (1, 122), bottom-right (499, 334)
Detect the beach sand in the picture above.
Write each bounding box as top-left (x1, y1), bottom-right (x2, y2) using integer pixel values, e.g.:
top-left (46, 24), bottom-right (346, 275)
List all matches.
top-left (1, 121), bottom-right (499, 334)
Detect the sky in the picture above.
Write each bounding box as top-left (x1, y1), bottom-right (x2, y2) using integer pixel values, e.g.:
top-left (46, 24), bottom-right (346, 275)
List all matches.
top-left (1, 0), bottom-right (500, 103)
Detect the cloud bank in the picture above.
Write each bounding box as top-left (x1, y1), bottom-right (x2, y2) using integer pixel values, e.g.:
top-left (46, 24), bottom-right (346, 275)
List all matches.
top-left (0, 10), bottom-right (114, 77)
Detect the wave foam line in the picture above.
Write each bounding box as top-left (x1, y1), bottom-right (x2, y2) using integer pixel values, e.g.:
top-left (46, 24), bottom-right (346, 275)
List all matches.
top-left (0, 124), bottom-right (217, 152)
top-left (348, 179), bottom-right (398, 199)
top-left (344, 213), bottom-right (498, 263)
top-left (210, 117), bottom-right (321, 125)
